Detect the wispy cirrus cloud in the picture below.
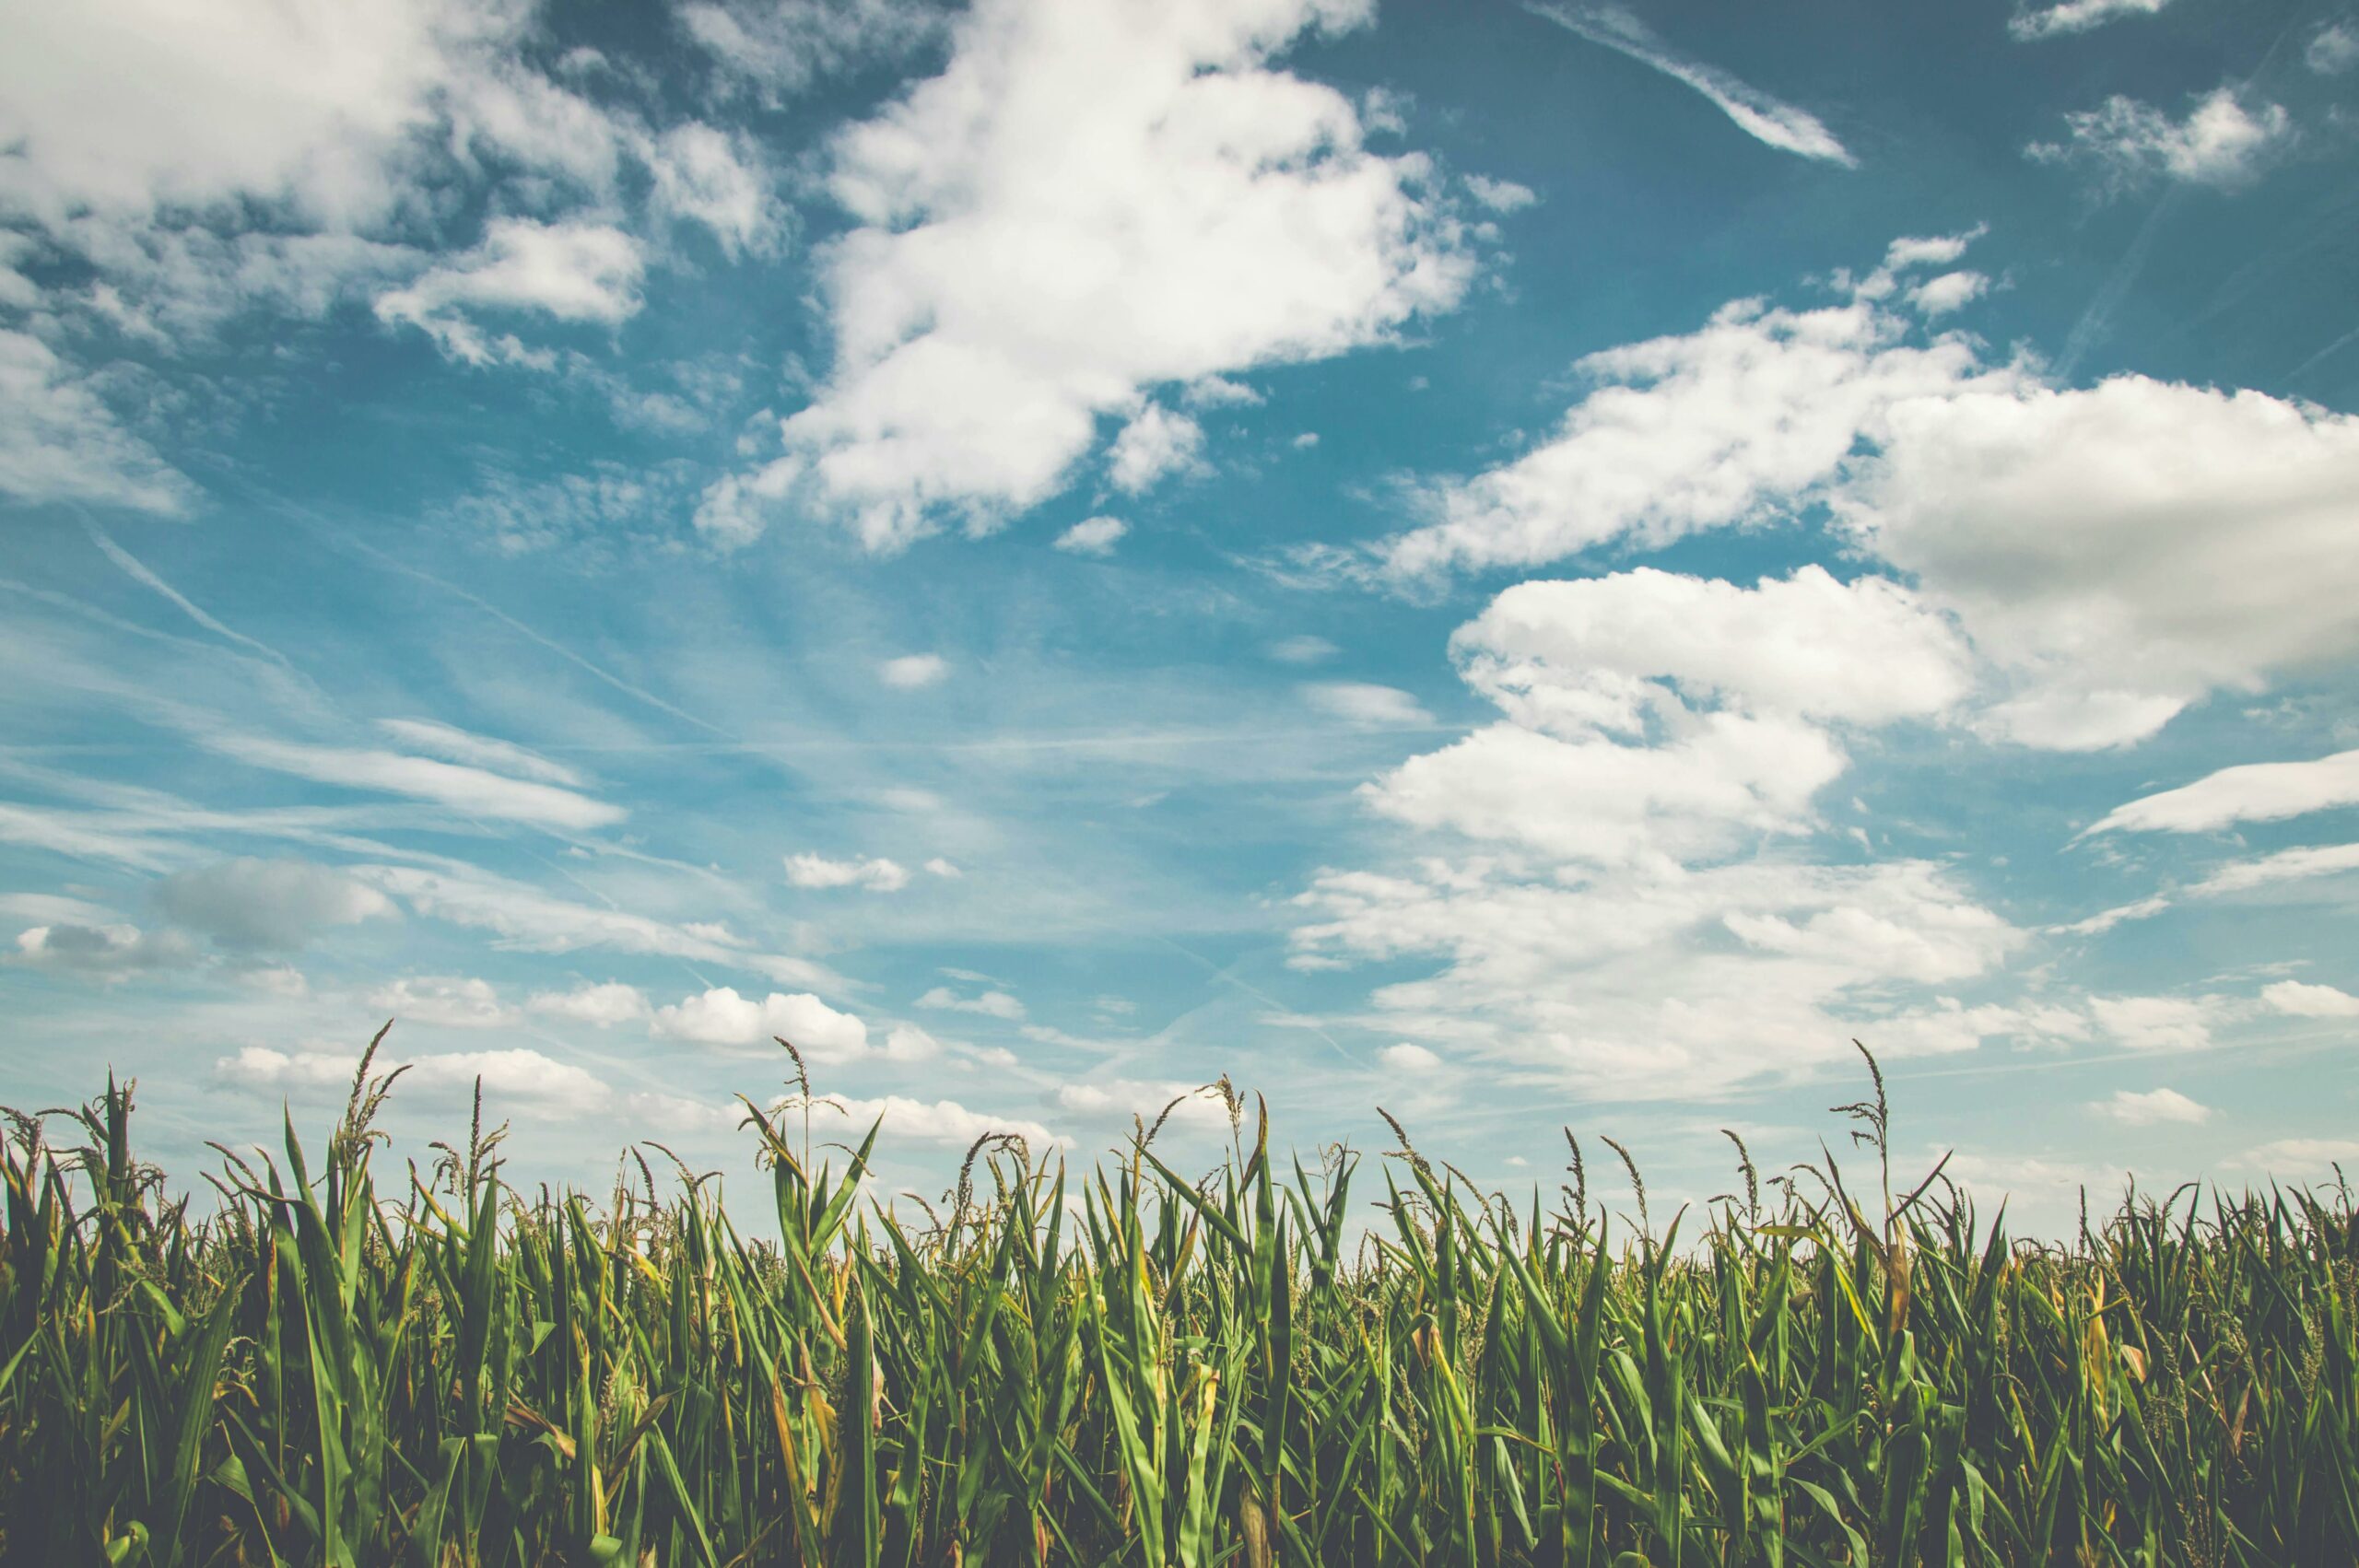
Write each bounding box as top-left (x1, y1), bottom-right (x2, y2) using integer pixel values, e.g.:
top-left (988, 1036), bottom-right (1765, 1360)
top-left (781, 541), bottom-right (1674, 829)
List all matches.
top-left (201, 734), bottom-right (622, 830)
top-left (2089, 750), bottom-right (2359, 836)
top-left (2008, 0), bottom-right (2169, 42)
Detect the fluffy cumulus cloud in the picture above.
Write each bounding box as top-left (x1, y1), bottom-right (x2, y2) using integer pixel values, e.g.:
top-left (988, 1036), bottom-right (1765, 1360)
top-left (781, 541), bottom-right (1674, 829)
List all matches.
top-left (786, 852), bottom-right (911, 892)
top-left (1370, 238), bottom-right (2359, 753)
top-left (1054, 515), bottom-right (1129, 556)
top-left (2263, 980), bottom-right (2359, 1018)
top-left (0, 0), bottom-right (487, 228)
top-left (153, 858), bottom-right (395, 951)
top-left (1363, 567), bottom-right (1965, 869)
top-left (2027, 88), bottom-right (2289, 193)
top-left (2008, 0), bottom-right (2169, 41)
top-left (644, 123), bottom-right (779, 258)
top-left (2093, 1086), bottom-right (2210, 1125)
top-left (1294, 858), bottom-right (2026, 1096)
top-left (0, 0), bottom-right (788, 516)
top-left (527, 980), bottom-right (651, 1025)
top-left (1053, 1079), bottom-right (1236, 1132)
top-left (651, 986), bottom-right (872, 1059)
top-left (368, 975), bottom-right (517, 1028)
top-left (696, 0), bottom-right (1479, 551)
top-left (1376, 259), bottom-right (2006, 579)
top-left (814, 1092), bottom-right (1058, 1152)
top-left (374, 218), bottom-right (646, 368)
top-left (2090, 994), bottom-right (2222, 1052)
top-left (1850, 380), bottom-right (2359, 747)
top-left (2311, 23), bottom-right (2359, 75)
top-left (220, 1042), bottom-right (612, 1112)
top-left (12, 920), bottom-right (195, 978)
top-left (1106, 404), bottom-right (1208, 494)
top-left (1287, 545), bottom-right (2042, 1094)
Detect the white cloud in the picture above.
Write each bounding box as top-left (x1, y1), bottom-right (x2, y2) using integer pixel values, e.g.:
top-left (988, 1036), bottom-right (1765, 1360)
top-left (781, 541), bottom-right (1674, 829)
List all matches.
top-left (1459, 568), bottom-right (1971, 732)
top-left (918, 985), bottom-right (1027, 1021)
top-left (814, 1092), bottom-right (1057, 1150)
top-left (1270, 635), bottom-right (1339, 664)
top-left (1907, 271), bottom-right (1987, 317)
top-left (881, 1024), bottom-right (943, 1061)
top-left (879, 654), bottom-right (949, 689)
top-left (2089, 750), bottom-right (2359, 836)
top-left (220, 1042), bottom-right (611, 1113)
top-left (1294, 858), bottom-right (2023, 1096)
top-left (651, 986), bottom-right (872, 1059)
top-left (2262, 979), bottom-right (2359, 1018)
top-left (2027, 88), bottom-right (2289, 192)
top-left (367, 975), bottom-right (516, 1028)
top-left (153, 858), bottom-right (396, 950)
top-left (1825, 369), bottom-right (2359, 743)
top-left (0, 0), bottom-right (483, 228)
top-left (1464, 174), bottom-right (1537, 213)
top-left (1107, 404), bottom-right (1207, 493)
top-left (375, 719), bottom-right (583, 787)
top-left (644, 123), bottom-right (780, 257)
top-left (202, 733), bottom-right (623, 829)
top-left (2090, 994), bottom-right (2222, 1052)
top-left (2008, 0), bottom-right (2168, 41)
top-left (785, 851), bottom-right (911, 892)
top-left (1377, 245), bottom-right (2359, 753)
top-left (1526, 5), bottom-right (1855, 166)
top-left (1054, 1079), bottom-right (1233, 1131)
top-left (1184, 375), bottom-right (1263, 408)
top-left (698, 0), bottom-right (1477, 550)
top-left (2309, 23), bottom-right (2359, 75)
top-left (0, 330), bottom-right (194, 514)
top-left (375, 217), bottom-right (646, 368)
top-left (1379, 282), bottom-right (2002, 579)
top-left (2093, 1086), bottom-right (2209, 1125)
top-left (526, 980), bottom-right (651, 1026)
top-left (678, 0), bottom-right (943, 103)
top-left (2232, 1137), bottom-right (2359, 1176)
top-left (1288, 521), bottom-right (2062, 1096)
top-left (1055, 515), bottom-right (1130, 556)
top-left (0, 0), bottom-right (760, 371)
top-left (352, 863), bottom-right (839, 987)
top-left (2194, 842), bottom-right (2359, 896)
top-left (922, 858), bottom-right (962, 878)
top-left (1377, 1041), bottom-right (1441, 1072)
top-left (1303, 683), bottom-right (1433, 728)
top-left (12, 921), bottom-right (195, 977)
top-left (1357, 568), bottom-right (1970, 872)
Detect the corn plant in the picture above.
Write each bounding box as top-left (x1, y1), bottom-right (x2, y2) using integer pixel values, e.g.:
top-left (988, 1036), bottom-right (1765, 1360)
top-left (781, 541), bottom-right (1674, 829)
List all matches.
top-left (3, 1035), bottom-right (2354, 1565)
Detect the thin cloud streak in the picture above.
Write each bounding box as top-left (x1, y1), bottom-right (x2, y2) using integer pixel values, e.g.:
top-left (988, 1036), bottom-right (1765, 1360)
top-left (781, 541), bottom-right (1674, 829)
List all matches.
top-left (1525, 4), bottom-right (1857, 167)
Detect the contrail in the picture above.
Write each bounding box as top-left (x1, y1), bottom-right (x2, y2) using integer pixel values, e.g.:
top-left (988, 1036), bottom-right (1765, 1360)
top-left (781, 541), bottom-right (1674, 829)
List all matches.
top-left (80, 516), bottom-right (301, 674)
top-left (335, 533), bottom-right (734, 739)
top-left (1526, 3), bottom-right (1857, 168)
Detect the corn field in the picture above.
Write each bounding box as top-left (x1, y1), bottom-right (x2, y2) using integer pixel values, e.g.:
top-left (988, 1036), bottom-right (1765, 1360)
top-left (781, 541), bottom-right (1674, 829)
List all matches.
top-left (3, 1036), bottom-right (2355, 1567)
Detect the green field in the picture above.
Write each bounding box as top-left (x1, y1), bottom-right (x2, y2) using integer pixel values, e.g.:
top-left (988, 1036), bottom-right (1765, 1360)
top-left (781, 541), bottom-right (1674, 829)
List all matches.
top-left (3, 1037), bottom-right (2353, 1566)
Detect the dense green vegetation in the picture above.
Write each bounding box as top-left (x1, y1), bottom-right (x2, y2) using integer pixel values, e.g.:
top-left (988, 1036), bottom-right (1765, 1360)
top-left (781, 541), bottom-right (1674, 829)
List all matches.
top-left (3, 1033), bottom-right (2354, 1566)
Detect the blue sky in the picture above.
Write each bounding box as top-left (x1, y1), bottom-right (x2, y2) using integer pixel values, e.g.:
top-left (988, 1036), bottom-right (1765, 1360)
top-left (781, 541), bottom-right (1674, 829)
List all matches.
top-left (6, 0), bottom-right (2359, 1229)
